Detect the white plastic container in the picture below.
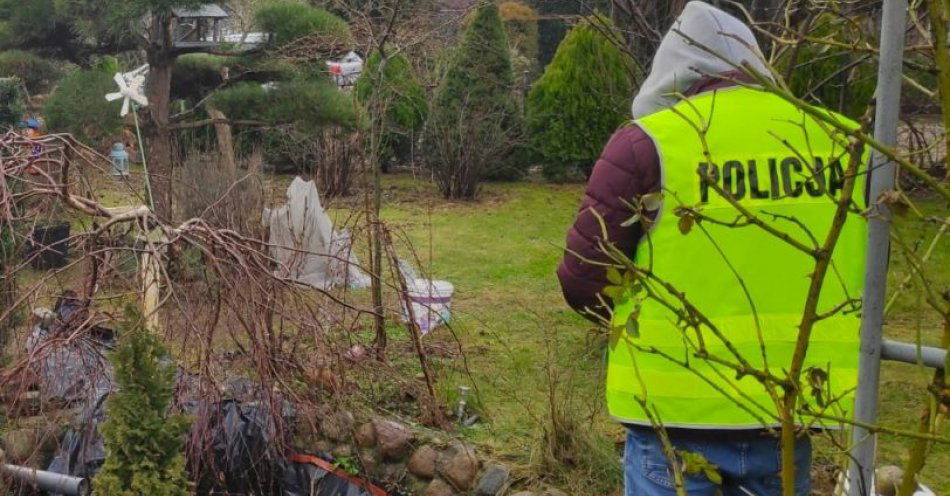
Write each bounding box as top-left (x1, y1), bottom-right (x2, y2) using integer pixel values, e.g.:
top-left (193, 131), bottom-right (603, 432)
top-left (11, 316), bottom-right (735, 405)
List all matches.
top-left (405, 279), bottom-right (454, 335)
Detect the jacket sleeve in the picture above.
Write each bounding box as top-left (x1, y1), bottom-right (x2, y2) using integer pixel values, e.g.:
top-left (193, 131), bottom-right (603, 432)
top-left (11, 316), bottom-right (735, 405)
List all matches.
top-left (556, 124), bottom-right (661, 323)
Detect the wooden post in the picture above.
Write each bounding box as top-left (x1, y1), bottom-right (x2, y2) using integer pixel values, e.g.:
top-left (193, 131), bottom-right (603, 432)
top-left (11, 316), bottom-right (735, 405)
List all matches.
top-left (207, 107), bottom-right (237, 176)
top-left (137, 230), bottom-right (166, 333)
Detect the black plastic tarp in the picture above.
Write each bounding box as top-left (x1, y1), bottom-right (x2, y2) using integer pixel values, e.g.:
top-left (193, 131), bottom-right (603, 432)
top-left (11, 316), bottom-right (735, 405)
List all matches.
top-left (281, 455), bottom-right (387, 496)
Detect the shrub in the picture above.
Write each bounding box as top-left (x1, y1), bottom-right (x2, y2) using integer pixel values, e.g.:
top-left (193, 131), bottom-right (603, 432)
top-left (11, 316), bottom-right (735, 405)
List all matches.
top-left (355, 50), bottom-right (427, 167)
top-left (0, 50), bottom-right (64, 94)
top-left (177, 151), bottom-right (264, 233)
top-left (426, 1), bottom-right (521, 198)
top-left (314, 126), bottom-right (363, 197)
top-left (0, 77), bottom-right (23, 128)
top-left (254, 0), bottom-right (352, 48)
top-left (777, 13), bottom-right (875, 120)
top-left (526, 14), bottom-right (634, 181)
top-left (0, 0), bottom-right (61, 50)
top-left (209, 79), bottom-right (359, 131)
top-left (94, 307), bottom-right (191, 496)
top-left (44, 68), bottom-right (122, 144)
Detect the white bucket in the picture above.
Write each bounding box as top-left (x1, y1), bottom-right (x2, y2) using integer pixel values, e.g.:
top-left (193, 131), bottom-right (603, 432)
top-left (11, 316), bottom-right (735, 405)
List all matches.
top-left (405, 279), bottom-right (454, 335)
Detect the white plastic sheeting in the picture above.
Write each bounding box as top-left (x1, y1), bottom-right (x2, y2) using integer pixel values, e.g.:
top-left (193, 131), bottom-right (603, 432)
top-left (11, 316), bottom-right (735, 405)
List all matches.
top-left (328, 229), bottom-right (372, 289)
top-left (263, 177), bottom-right (370, 290)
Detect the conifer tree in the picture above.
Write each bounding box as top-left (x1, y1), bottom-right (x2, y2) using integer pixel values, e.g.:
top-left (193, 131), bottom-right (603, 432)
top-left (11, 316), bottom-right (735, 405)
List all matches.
top-left (525, 14), bottom-right (633, 181)
top-left (95, 307), bottom-right (191, 496)
top-left (427, 1), bottom-right (520, 198)
top-left (355, 50), bottom-right (427, 167)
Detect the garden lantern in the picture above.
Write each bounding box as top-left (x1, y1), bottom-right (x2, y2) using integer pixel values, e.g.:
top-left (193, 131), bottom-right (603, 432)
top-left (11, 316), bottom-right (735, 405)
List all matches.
top-left (110, 142), bottom-right (130, 177)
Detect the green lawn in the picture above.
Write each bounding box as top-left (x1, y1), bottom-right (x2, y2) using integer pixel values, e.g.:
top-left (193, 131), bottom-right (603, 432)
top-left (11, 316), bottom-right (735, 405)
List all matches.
top-left (27, 168), bottom-right (946, 494)
top-left (364, 176), bottom-right (948, 494)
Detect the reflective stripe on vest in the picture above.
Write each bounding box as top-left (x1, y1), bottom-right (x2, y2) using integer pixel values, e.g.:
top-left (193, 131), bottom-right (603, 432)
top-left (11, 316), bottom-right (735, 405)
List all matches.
top-left (606, 87), bottom-right (867, 428)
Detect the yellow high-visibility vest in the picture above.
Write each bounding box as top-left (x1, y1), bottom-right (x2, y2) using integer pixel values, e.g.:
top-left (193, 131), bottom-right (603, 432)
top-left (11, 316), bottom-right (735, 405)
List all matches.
top-left (606, 87), bottom-right (868, 428)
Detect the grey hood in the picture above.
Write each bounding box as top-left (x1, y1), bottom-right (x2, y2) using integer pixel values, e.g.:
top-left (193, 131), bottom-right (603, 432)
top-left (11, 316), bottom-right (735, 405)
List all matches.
top-left (630, 1), bottom-right (772, 119)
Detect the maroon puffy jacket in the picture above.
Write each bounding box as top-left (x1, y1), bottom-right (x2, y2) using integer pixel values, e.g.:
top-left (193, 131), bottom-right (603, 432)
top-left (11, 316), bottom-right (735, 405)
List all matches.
top-left (556, 75), bottom-right (746, 323)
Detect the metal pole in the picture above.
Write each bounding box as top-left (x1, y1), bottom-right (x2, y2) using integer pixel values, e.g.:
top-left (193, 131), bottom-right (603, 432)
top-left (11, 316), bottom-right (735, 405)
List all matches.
top-left (847, 1), bottom-right (908, 494)
top-left (1, 464), bottom-right (89, 496)
top-left (881, 340), bottom-right (948, 370)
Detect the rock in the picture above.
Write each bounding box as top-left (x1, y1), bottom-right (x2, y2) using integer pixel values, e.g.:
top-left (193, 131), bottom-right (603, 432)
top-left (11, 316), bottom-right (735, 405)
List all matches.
top-left (405, 475), bottom-right (430, 494)
top-left (438, 442), bottom-right (479, 491)
top-left (373, 418), bottom-right (414, 460)
top-left (425, 477), bottom-right (457, 496)
top-left (542, 489), bottom-right (568, 496)
top-left (408, 444), bottom-right (439, 478)
top-left (379, 462), bottom-right (408, 484)
top-left (475, 464), bottom-right (510, 495)
top-left (321, 410), bottom-right (354, 442)
top-left (359, 449), bottom-right (379, 475)
top-left (1, 428), bottom-right (38, 463)
top-left (354, 422), bottom-right (377, 449)
top-left (0, 416), bottom-right (63, 464)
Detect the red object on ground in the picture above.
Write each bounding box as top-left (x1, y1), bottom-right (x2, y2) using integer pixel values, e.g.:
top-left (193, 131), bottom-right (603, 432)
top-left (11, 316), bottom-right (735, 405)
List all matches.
top-left (288, 453), bottom-right (389, 496)
top-left (329, 64), bottom-right (342, 74)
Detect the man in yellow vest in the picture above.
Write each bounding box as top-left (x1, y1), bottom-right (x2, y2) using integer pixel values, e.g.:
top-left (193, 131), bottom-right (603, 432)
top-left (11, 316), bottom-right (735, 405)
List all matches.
top-left (557, 2), bottom-right (866, 495)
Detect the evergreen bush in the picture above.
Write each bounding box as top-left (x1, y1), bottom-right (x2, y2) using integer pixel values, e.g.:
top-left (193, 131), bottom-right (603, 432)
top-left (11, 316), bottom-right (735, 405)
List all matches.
top-left (355, 50), bottom-right (427, 167)
top-left (94, 307), bottom-right (191, 496)
top-left (254, 0), bottom-right (352, 48)
top-left (0, 50), bottom-right (64, 94)
top-left (777, 14), bottom-right (875, 120)
top-left (44, 68), bottom-right (122, 144)
top-left (0, 77), bottom-right (23, 127)
top-left (208, 80), bottom-right (358, 131)
top-left (525, 14), bottom-right (633, 181)
top-left (426, 1), bottom-right (521, 198)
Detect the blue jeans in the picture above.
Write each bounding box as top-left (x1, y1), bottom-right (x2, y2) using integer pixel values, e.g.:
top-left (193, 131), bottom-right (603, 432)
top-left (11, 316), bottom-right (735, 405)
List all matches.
top-left (624, 426), bottom-right (811, 496)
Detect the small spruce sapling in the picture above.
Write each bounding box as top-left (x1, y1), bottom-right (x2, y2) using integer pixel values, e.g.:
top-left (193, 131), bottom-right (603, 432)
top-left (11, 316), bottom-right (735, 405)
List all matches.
top-left (94, 306), bottom-right (191, 496)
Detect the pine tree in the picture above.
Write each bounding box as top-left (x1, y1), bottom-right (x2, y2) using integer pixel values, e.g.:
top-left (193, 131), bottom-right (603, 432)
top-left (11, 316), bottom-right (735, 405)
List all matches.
top-left (355, 50), bottom-right (427, 167)
top-left (94, 307), bottom-right (191, 496)
top-left (427, 1), bottom-right (520, 198)
top-left (525, 14), bottom-right (633, 181)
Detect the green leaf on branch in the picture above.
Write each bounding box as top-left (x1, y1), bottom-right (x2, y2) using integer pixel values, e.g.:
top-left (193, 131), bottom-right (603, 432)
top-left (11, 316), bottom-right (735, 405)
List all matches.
top-left (606, 267), bottom-right (623, 285)
top-left (678, 450), bottom-right (722, 485)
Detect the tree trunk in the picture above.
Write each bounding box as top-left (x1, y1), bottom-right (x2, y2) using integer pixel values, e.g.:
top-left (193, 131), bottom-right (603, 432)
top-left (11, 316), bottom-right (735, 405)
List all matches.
top-left (208, 107), bottom-right (237, 177)
top-left (146, 58), bottom-right (174, 220)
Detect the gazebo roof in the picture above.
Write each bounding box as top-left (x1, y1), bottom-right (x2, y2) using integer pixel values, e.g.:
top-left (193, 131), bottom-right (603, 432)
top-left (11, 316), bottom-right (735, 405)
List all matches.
top-left (172, 4), bottom-right (228, 18)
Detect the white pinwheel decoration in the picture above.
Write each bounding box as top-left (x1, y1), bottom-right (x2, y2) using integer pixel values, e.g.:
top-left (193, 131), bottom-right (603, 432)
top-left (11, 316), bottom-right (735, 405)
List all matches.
top-left (105, 64), bottom-right (150, 117)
